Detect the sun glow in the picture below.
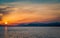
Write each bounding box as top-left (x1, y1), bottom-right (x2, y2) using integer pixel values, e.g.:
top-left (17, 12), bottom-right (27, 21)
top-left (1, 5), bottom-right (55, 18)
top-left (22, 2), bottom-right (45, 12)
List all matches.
top-left (5, 22), bottom-right (8, 24)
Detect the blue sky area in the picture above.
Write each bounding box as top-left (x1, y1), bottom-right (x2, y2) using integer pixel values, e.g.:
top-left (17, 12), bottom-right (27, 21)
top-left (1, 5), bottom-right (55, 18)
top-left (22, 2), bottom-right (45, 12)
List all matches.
top-left (0, 0), bottom-right (60, 4)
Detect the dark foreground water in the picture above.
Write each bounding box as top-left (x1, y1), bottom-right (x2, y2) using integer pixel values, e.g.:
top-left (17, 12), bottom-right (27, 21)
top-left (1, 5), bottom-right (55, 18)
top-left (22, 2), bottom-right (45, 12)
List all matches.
top-left (0, 27), bottom-right (60, 38)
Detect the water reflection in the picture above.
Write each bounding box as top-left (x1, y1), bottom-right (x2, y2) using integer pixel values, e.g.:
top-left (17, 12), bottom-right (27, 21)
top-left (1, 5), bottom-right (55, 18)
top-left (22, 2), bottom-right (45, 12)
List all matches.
top-left (0, 27), bottom-right (60, 38)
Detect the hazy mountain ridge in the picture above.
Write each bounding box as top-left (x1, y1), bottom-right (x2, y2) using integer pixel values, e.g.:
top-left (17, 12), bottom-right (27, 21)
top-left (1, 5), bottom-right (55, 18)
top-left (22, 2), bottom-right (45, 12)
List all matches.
top-left (0, 22), bottom-right (60, 27)
top-left (17, 22), bottom-right (60, 27)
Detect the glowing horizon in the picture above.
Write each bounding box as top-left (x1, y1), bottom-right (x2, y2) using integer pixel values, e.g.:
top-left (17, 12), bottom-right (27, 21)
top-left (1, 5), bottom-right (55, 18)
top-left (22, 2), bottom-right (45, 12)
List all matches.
top-left (0, 0), bottom-right (60, 25)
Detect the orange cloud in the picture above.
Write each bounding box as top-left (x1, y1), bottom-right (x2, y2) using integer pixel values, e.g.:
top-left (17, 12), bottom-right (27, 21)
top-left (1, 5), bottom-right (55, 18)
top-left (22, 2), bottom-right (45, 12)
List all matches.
top-left (0, 3), bottom-right (60, 25)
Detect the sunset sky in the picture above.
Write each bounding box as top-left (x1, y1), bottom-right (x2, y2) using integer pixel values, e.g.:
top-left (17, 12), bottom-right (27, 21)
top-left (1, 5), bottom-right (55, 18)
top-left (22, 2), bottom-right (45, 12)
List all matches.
top-left (0, 0), bottom-right (60, 25)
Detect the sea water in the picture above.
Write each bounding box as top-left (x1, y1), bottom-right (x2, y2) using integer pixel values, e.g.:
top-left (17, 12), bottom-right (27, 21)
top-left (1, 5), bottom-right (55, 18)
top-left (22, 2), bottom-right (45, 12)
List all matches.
top-left (0, 27), bottom-right (60, 38)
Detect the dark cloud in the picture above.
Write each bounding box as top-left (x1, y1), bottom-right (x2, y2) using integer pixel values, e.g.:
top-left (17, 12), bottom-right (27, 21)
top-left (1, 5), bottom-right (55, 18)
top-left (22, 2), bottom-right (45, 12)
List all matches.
top-left (0, 6), bottom-right (14, 15)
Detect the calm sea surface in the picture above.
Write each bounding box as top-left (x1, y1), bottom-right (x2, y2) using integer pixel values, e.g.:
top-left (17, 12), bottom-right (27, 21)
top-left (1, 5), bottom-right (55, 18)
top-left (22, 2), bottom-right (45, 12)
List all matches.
top-left (0, 27), bottom-right (60, 38)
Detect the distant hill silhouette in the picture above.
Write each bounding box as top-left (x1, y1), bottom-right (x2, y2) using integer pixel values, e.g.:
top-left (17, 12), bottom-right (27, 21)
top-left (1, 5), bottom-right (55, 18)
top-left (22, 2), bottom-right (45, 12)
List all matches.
top-left (17, 22), bottom-right (60, 27)
top-left (0, 22), bottom-right (60, 27)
